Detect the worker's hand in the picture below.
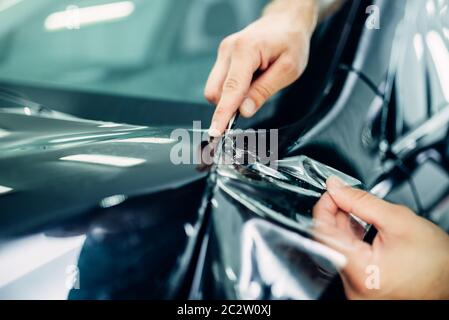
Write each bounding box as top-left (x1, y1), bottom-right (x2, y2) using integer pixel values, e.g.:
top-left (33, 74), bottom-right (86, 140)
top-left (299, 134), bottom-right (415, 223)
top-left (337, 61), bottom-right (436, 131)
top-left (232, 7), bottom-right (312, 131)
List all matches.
top-left (205, 0), bottom-right (318, 137)
top-left (313, 176), bottom-right (449, 300)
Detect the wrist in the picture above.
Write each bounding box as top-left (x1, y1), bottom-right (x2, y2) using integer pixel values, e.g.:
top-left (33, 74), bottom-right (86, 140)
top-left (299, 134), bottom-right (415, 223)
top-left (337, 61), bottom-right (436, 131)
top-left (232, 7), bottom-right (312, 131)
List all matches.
top-left (263, 0), bottom-right (319, 36)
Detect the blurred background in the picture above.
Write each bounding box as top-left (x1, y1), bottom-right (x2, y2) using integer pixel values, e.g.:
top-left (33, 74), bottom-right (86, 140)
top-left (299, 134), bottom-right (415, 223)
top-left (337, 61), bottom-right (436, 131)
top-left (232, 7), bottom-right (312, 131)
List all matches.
top-left (0, 0), bottom-right (268, 104)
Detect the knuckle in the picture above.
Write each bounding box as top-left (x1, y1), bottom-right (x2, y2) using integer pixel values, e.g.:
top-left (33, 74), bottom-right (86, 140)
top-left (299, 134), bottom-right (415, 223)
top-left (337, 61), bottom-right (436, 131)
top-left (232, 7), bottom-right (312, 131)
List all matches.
top-left (234, 35), bottom-right (257, 53)
top-left (231, 35), bottom-right (260, 65)
top-left (281, 57), bottom-right (301, 76)
top-left (219, 36), bottom-right (233, 51)
top-left (213, 106), bottom-right (228, 119)
top-left (352, 190), bottom-right (372, 208)
top-left (233, 36), bottom-right (246, 50)
top-left (246, 39), bottom-right (259, 52)
top-left (394, 204), bottom-right (414, 217)
top-left (223, 77), bottom-right (240, 92)
top-left (252, 83), bottom-right (272, 101)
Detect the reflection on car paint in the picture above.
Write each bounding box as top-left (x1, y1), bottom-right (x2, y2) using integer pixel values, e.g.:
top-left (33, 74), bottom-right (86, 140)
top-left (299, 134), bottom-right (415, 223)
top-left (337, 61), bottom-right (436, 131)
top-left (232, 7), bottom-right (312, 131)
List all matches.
top-left (0, 233), bottom-right (85, 299)
top-left (237, 219), bottom-right (346, 299)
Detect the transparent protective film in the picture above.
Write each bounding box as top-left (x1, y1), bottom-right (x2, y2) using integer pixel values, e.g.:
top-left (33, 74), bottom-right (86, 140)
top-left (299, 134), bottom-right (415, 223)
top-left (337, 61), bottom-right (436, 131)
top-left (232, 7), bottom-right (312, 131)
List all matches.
top-left (196, 154), bottom-right (370, 300)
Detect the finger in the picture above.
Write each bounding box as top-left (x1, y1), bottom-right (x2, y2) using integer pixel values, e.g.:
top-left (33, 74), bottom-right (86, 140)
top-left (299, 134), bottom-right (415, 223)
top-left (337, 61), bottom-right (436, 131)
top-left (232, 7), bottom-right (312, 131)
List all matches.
top-left (313, 193), bottom-right (357, 247)
top-left (313, 201), bottom-right (361, 243)
top-left (313, 192), bottom-right (338, 227)
top-left (240, 54), bottom-right (302, 117)
top-left (313, 193), bottom-right (365, 249)
top-left (313, 185), bottom-right (377, 290)
top-left (312, 215), bottom-right (373, 285)
top-left (336, 210), bottom-right (359, 239)
top-left (312, 218), bottom-right (371, 260)
top-left (204, 40), bottom-right (232, 104)
top-left (326, 176), bottom-right (403, 232)
top-left (209, 48), bottom-right (260, 137)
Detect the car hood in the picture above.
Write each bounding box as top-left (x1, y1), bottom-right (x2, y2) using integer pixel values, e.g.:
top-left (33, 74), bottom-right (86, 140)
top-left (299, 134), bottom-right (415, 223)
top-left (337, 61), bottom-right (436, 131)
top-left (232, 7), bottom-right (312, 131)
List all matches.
top-left (0, 108), bottom-right (207, 236)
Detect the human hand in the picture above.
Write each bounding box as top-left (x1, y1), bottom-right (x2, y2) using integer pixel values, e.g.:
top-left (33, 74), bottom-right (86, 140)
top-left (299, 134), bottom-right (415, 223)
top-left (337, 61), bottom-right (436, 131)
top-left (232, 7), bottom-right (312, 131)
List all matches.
top-left (205, 0), bottom-right (319, 137)
top-left (313, 176), bottom-right (449, 300)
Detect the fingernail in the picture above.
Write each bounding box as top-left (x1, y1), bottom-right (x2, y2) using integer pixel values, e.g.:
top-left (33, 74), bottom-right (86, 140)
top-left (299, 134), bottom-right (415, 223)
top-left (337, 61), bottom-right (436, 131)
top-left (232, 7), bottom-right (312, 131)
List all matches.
top-left (208, 122), bottom-right (221, 137)
top-left (327, 176), bottom-right (348, 195)
top-left (240, 98), bottom-right (256, 116)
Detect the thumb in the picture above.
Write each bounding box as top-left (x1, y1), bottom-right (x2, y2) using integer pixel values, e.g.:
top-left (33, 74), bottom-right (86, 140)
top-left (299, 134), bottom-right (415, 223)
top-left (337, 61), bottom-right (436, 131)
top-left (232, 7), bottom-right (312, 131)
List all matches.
top-left (240, 55), bottom-right (302, 117)
top-left (326, 176), bottom-right (402, 232)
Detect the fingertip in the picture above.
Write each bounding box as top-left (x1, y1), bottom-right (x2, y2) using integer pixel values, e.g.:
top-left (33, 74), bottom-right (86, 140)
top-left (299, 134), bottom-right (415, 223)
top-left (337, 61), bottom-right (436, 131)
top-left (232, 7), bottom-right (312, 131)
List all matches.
top-left (204, 86), bottom-right (219, 105)
top-left (327, 175), bottom-right (348, 188)
top-left (313, 192), bottom-right (338, 225)
top-left (205, 97), bottom-right (217, 105)
top-left (239, 98), bottom-right (257, 117)
top-left (209, 109), bottom-right (230, 137)
top-left (314, 192), bottom-right (333, 210)
top-left (208, 121), bottom-right (222, 137)
top-left (326, 176), bottom-right (349, 196)
top-left (204, 93), bottom-right (215, 105)
top-left (321, 192), bottom-right (338, 211)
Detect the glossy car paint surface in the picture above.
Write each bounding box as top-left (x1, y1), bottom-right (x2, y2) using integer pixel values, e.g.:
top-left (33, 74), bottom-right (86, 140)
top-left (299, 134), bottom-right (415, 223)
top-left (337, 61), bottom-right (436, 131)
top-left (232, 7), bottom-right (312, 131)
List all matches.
top-left (0, 106), bottom-right (209, 299)
top-left (0, 0), bottom-right (448, 299)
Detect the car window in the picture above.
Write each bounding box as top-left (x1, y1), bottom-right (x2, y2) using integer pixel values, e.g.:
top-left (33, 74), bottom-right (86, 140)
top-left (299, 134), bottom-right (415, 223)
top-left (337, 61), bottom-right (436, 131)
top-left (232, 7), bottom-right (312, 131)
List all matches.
top-left (0, 0), bottom-right (267, 103)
